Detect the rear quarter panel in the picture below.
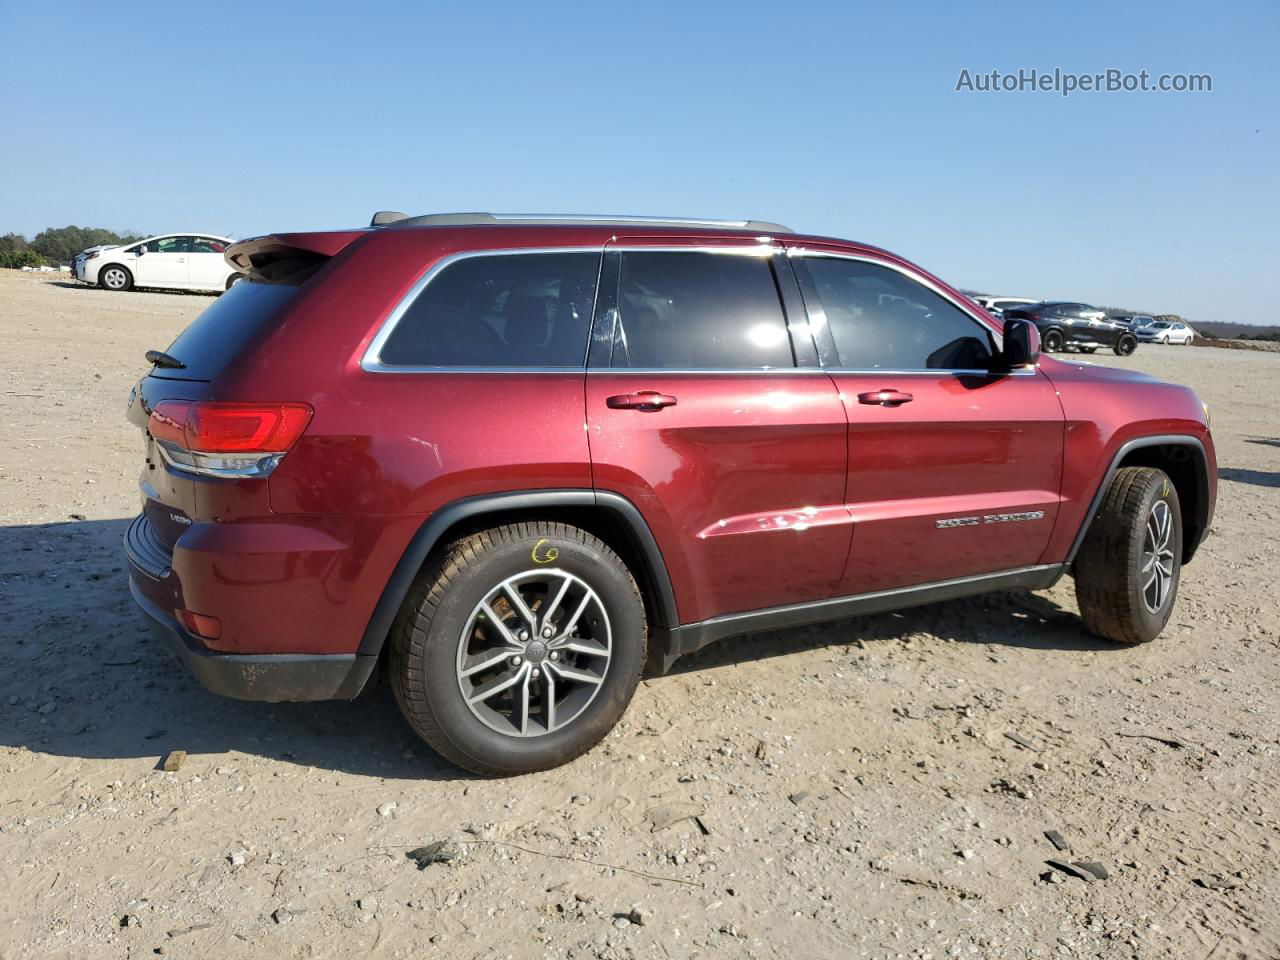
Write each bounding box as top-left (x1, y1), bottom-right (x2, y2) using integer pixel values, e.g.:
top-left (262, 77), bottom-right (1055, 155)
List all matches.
top-left (192, 229), bottom-right (599, 652)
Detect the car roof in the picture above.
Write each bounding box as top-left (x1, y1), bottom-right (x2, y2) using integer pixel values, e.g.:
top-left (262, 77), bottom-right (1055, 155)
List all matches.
top-left (140, 232), bottom-right (233, 241)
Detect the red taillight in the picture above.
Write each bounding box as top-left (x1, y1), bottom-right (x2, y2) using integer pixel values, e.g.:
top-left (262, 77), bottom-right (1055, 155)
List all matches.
top-left (150, 401), bottom-right (312, 453)
top-left (178, 609), bottom-right (222, 640)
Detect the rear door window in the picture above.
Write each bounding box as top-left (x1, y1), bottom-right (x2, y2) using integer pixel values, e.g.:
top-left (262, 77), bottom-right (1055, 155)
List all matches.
top-left (377, 252), bottom-right (600, 368)
top-left (192, 237), bottom-right (227, 254)
top-left (800, 257), bottom-right (995, 370)
top-left (611, 251), bottom-right (793, 369)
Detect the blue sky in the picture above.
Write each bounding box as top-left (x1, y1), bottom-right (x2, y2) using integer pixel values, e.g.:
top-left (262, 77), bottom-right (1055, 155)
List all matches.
top-left (2, 1), bottom-right (1275, 322)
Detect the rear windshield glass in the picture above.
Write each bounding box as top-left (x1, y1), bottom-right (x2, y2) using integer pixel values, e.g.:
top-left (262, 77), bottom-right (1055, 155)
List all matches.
top-left (154, 281), bottom-right (300, 380)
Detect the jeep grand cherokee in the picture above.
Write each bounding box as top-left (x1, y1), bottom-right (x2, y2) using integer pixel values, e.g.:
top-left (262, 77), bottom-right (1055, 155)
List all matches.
top-left (125, 212), bottom-right (1216, 775)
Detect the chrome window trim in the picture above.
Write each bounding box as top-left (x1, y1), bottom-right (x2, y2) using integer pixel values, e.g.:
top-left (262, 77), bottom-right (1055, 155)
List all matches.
top-left (820, 367), bottom-right (1037, 377)
top-left (605, 244), bottom-right (777, 256)
top-left (586, 368), bottom-right (828, 376)
top-left (786, 247), bottom-right (1010, 370)
top-left (361, 247), bottom-right (605, 374)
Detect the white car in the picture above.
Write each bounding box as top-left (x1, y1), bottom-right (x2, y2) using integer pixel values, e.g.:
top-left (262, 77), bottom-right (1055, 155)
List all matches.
top-left (973, 295), bottom-right (1039, 316)
top-left (1135, 320), bottom-right (1195, 345)
top-left (75, 233), bottom-right (240, 293)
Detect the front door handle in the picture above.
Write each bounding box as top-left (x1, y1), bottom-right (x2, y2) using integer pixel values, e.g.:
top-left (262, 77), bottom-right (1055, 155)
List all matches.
top-left (857, 389), bottom-right (913, 407)
top-left (606, 391), bottom-right (678, 411)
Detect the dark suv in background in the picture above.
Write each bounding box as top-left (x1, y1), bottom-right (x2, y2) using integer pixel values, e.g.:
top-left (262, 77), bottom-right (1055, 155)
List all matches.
top-left (125, 213), bottom-right (1213, 774)
top-left (1003, 302), bottom-right (1139, 355)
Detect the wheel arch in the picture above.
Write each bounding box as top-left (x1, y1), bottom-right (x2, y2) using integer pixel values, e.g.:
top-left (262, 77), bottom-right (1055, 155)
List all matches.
top-left (357, 489), bottom-right (679, 664)
top-left (1066, 435), bottom-right (1211, 567)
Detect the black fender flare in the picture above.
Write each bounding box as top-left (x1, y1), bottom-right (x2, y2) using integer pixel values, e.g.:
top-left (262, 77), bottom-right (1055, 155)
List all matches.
top-left (357, 489), bottom-right (679, 657)
top-left (1062, 434), bottom-right (1211, 567)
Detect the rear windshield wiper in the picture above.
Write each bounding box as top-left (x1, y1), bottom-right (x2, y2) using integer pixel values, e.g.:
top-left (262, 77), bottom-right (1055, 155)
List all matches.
top-left (145, 350), bottom-right (186, 370)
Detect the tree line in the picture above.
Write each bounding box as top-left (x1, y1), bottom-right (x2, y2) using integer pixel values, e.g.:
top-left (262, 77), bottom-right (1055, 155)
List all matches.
top-left (0, 226), bottom-right (145, 269)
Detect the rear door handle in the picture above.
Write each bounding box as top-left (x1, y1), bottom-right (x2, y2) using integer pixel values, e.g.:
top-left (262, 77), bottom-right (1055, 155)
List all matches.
top-left (606, 391), bottom-right (678, 411)
top-left (857, 389), bottom-right (913, 407)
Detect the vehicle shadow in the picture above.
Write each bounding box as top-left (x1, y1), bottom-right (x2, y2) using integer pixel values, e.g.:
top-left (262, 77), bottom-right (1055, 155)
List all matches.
top-left (1218, 467), bottom-right (1280, 488)
top-left (667, 586), bottom-right (1120, 677)
top-left (1, 518), bottom-right (1115, 776)
top-left (44, 280), bottom-right (216, 296)
top-left (1244, 437), bottom-right (1280, 449)
top-left (0, 519), bottom-right (466, 781)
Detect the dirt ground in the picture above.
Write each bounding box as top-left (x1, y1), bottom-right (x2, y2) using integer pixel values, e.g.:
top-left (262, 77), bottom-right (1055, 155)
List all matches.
top-left (1, 269), bottom-right (1277, 960)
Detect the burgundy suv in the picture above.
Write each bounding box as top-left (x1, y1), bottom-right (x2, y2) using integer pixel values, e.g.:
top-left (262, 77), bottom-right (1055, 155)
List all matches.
top-left (125, 213), bottom-right (1216, 774)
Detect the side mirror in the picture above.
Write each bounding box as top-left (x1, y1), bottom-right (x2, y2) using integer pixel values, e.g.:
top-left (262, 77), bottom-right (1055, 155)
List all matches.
top-left (999, 318), bottom-right (1040, 369)
top-left (135, 247), bottom-right (146, 256)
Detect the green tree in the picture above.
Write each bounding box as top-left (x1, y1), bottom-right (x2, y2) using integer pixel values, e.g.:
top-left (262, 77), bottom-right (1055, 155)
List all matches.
top-left (0, 249), bottom-right (45, 269)
top-left (28, 226), bottom-right (145, 264)
top-left (0, 233), bottom-right (28, 255)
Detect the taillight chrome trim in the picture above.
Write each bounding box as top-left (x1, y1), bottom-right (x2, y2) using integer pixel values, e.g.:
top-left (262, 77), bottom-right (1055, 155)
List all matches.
top-left (154, 439), bottom-right (286, 479)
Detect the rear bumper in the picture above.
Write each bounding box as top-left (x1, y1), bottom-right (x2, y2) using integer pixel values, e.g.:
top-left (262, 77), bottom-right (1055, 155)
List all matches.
top-left (127, 575), bottom-right (377, 702)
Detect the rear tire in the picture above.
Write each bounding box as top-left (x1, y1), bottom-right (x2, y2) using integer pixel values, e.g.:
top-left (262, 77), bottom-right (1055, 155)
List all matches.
top-left (225, 273), bottom-right (244, 291)
top-left (1114, 333), bottom-right (1137, 356)
top-left (389, 522), bottom-right (647, 775)
top-left (1042, 329), bottom-right (1064, 352)
top-left (1074, 467), bottom-right (1181, 644)
top-left (99, 265), bottom-right (132, 292)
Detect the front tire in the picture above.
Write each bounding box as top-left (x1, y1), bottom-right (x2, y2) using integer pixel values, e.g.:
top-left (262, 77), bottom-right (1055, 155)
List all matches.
top-left (1075, 467), bottom-right (1181, 644)
top-left (390, 522), bottom-right (647, 775)
top-left (99, 265), bottom-right (133, 292)
top-left (1114, 333), bottom-right (1138, 356)
top-left (1042, 329), bottom-right (1065, 352)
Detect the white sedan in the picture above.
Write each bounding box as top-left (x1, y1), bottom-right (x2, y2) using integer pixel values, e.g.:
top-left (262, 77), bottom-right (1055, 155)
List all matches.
top-left (75, 233), bottom-right (241, 293)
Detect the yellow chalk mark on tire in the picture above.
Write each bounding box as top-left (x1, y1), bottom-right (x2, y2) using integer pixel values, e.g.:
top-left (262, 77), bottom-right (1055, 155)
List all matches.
top-left (531, 539), bottom-right (559, 564)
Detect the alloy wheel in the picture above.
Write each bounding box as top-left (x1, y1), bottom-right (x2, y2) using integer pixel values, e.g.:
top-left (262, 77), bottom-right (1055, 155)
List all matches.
top-left (1141, 500), bottom-right (1176, 614)
top-left (456, 570), bottom-right (612, 737)
top-left (104, 268), bottom-right (127, 290)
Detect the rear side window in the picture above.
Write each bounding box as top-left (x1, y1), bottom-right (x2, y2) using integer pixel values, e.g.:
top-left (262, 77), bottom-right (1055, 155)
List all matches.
top-left (192, 237), bottom-right (227, 253)
top-left (156, 281), bottom-right (300, 380)
top-left (612, 252), bottom-right (793, 369)
top-left (802, 257), bottom-right (995, 370)
top-left (378, 252), bottom-right (600, 368)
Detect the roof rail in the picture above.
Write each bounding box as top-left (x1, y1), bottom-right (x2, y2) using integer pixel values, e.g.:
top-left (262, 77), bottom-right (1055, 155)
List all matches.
top-left (373, 212), bottom-right (794, 233)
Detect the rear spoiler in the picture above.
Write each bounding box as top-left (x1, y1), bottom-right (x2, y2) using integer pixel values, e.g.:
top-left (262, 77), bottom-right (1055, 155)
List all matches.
top-left (224, 231), bottom-right (365, 283)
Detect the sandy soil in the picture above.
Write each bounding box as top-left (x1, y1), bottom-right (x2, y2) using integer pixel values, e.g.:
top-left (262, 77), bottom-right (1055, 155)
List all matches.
top-left (1, 269), bottom-right (1278, 960)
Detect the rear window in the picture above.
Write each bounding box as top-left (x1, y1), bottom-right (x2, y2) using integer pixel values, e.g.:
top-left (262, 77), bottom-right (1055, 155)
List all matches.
top-left (153, 281), bottom-right (300, 380)
top-left (377, 252), bottom-right (600, 368)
